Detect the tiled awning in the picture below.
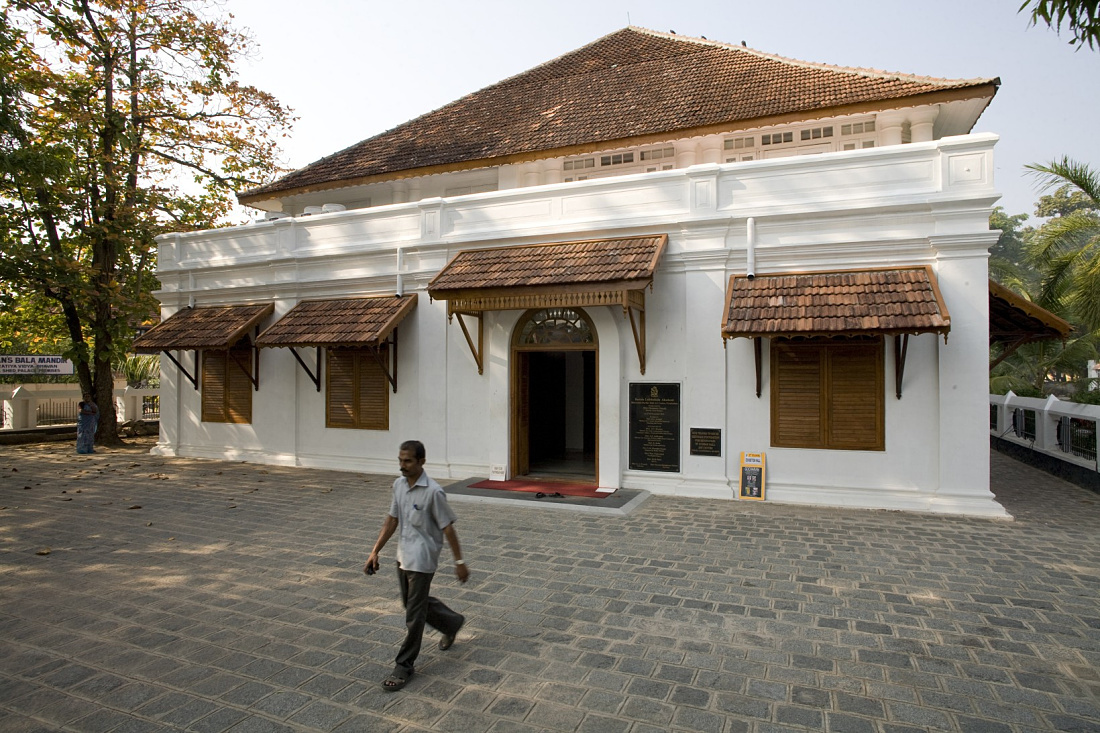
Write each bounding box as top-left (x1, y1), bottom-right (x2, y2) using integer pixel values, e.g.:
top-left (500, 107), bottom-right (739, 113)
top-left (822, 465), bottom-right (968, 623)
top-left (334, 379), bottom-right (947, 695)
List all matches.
top-left (427, 235), bottom-right (667, 314)
top-left (721, 267), bottom-right (951, 340)
top-left (988, 280), bottom-right (1071, 345)
top-left (988, 280), bottom-right (1071, 371)
top-left (132, 304), bottom-right (274, 353)
top-left (253, 295), bottom-right (415, 393)
top-left (427, 235), bottom-right (667, 375)
top-left (255, 295), bottom-right (417, 348)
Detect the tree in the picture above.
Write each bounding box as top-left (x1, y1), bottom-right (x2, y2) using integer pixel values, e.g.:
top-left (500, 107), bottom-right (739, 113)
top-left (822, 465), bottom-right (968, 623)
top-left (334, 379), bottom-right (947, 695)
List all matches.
top-left (1020, 0), bottom-right (1100, 50)
top-left (0, 1), bottom-right (292, 443)
top-left (1034, 183), bottom-right (1098, 218)
top-left (989, 206), bottom-right (1037, 290)
top-left (1025, 157), bottom-right (1100, 328)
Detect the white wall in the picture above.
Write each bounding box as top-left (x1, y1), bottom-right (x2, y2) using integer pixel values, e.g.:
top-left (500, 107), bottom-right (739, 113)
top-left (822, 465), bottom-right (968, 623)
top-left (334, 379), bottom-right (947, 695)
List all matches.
top-left (151, 135), bottom-right (1005, 516)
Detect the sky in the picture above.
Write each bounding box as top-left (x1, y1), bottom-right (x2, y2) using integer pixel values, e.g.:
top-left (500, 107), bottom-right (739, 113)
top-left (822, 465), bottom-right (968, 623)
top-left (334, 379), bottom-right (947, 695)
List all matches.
top-left (226, 0), bottom-right (1100, 222)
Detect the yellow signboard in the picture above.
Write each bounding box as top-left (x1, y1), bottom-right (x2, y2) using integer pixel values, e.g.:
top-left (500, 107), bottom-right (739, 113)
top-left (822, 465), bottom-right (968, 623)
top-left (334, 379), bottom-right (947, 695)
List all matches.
top-left (739, 452), bottom-right (765, 500)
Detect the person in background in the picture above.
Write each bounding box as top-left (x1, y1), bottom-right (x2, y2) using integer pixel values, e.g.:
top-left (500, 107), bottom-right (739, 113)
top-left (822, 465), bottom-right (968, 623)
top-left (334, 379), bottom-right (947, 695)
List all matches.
top-left (364, 439), bottom-right (469, 692)
top-left (76, 393), bottom-right (98, 454)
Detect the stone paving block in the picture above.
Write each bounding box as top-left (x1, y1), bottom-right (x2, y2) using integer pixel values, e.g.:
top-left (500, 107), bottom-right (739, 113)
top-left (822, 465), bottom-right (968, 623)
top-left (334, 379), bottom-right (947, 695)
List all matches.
top-left (186, 707), bottom-right (251, 733)
top-left (825, 711), bottom-right (877, 733)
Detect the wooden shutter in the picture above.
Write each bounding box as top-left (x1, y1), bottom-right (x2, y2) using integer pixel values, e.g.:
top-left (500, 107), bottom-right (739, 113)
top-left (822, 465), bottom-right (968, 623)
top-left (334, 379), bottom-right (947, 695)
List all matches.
top-left (326, 348), bottom-right (357, 429)
top-left (326, 347), bottom-right (389, 430)
top-left (201, 350), bottom-right (227, 423)
top-left (771, 342), bottom-right (823, 448)
top-left (225, 344), bottom-right (254, 424)
top-left (358, 346), bottom-right (389, 430)
top-left (827, 341), bottom-right (884, 451)
top-left (771, 338), bottom-right (884, 451)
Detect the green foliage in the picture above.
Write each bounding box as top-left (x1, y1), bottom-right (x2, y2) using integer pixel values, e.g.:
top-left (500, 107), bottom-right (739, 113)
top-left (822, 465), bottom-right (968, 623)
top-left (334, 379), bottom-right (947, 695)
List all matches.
top-left (1020, 0), bottom-right (1100, 49)
top-left (991, 157), bottom-right (1100, 397)
top-left (115, 353), bottom-right (158, 387)
top-left (989, 206), bottom-right (1037, 289)
top-left (1025, 157), bottom-right (1100, 328)
top-left (1035, 184), bottom-right (1099, 218)
top-left (0, 1), bottom-right (292, 441)
top-left (1069, 387), bottom-right (1100, 404)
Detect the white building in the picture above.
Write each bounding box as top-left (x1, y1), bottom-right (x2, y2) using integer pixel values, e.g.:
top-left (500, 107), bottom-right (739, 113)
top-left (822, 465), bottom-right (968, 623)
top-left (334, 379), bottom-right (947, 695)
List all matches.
top-left (136, 28), bottom-right (1009, 516)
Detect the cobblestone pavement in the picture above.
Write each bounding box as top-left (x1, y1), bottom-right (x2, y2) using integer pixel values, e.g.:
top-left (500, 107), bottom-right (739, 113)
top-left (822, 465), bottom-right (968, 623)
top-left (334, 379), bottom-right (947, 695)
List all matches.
top-left (1, 439), bottom-right (1099, 733)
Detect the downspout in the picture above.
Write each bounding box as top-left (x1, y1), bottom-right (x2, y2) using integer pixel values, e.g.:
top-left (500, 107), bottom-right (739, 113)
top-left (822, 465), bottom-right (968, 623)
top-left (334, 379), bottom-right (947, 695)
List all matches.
top-left (746, 217), bottom-right (756, 280)
top-left (396, 246), bottom-right (405, 296)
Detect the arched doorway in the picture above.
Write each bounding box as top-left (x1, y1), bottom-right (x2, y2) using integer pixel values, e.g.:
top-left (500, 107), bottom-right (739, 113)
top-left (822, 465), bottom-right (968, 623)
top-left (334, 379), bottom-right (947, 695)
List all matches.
top-left (511, 307), bottom-right (597, 481)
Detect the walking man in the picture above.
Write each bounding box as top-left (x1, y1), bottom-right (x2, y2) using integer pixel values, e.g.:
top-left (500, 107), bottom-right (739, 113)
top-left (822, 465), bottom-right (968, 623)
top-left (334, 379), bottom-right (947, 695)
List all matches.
top-left (365, 440), bottom-right (469, 692)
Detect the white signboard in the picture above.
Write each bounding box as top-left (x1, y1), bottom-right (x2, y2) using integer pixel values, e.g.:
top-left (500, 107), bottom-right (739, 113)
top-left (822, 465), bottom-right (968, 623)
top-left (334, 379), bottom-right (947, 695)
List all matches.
top-left (0, 355), bottom-right (75, 375)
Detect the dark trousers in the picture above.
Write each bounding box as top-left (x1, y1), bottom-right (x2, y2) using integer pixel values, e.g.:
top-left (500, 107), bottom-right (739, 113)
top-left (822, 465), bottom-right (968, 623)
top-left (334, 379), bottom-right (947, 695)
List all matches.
top-left (394, 564), bottom-right (463, 674)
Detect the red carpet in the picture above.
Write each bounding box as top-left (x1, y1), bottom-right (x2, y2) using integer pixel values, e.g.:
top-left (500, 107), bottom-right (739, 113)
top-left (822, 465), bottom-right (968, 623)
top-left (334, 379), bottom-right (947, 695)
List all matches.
top-left (465, 478), bottom-right (610, 498)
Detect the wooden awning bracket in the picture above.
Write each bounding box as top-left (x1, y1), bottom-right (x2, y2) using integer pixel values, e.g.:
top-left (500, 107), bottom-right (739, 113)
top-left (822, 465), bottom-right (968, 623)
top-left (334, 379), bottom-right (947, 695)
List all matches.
top-left (230, 344), bottom-right (260, 391)
top-left (454, 310), bottom-right (484, 375)
top-left (289, 347), bottom-right (322, 392)
top-left (367, 329), bottom-right (400, 393)
top-left (163, 349), bottom-right (198, 390)
top-left (625, 305), bottom-right (647, 375)
top-left (754, 337), bottom-right (763, 398)
top-left (894, 334), bottom-right (909, 399)
top-left (990, 335), bottom-right (1029, 371)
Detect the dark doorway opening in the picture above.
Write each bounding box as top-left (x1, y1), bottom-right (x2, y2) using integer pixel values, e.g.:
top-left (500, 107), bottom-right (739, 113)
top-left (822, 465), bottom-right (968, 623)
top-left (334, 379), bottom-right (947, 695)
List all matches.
top-left (520, 350), bottom-right (596, 480)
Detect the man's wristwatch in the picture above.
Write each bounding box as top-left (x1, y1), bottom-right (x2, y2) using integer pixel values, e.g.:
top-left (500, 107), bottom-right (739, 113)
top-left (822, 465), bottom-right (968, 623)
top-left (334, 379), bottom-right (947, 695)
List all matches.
top-left (455, 559), bottom-right (466, 565)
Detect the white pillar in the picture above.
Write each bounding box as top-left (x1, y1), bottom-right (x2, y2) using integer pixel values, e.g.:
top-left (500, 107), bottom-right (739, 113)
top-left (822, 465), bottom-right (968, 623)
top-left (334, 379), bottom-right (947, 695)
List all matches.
top-left (676, 147), bottom-right (697, 168)
top-left (878, 111), bottom-right (907, 147)
top-left (932, 239), bottom-right (1004, 515)
top-left (910, 106), bottom-right (938, 143)
top-left (521, 163), bottom-right (541, 187)
top-left (700, 137), bottom-right (723, 165)
top-left (542, 160), bottom-right (563, 185)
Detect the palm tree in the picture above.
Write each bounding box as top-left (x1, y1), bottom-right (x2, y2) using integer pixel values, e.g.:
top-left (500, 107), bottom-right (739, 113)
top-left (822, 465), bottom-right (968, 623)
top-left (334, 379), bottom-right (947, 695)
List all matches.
top-left (1025, 157), bottom-right (1100, 330)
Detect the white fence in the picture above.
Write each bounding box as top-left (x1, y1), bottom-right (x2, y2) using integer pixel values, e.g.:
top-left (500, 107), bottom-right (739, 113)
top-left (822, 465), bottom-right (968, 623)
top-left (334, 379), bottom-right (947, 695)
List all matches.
top-left (0, 381), bottom-right (159, 431)
top-left (989, 392), bottom-right (1100, 473)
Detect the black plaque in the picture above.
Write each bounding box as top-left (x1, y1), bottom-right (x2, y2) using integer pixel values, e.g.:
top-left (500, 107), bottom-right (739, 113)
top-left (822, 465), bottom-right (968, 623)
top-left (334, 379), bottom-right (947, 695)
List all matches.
top-left (629, 383), bottom-right (680, 472)
top-left (690, 428), bottom-right (722, 457)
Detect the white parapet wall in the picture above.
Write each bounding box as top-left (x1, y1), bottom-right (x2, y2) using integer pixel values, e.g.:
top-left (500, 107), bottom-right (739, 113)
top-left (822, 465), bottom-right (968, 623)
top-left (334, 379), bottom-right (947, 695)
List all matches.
top-left (990, 391), bottom-right (1100, 473)
top-left (1, 381), bottom-right (158, 430)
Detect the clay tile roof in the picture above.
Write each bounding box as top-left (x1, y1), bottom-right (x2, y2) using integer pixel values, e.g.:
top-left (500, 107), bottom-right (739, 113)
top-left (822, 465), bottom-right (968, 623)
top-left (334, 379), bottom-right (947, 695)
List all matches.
top-left (427, 235), bottom-right (667, 296)
top-left (132, 304), bottom-right (274, 353)
top-left (721, 267), bottom-right (951, 339)
top-left (240, 27), bottom-right (998, 203)
top-left (255, 295), bottom-right (417, 348)
top-left (988, 280), bottom-right (1071, 344)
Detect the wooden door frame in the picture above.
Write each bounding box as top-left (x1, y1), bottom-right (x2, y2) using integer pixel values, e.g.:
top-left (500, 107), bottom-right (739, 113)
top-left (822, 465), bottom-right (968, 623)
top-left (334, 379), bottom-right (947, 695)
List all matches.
top-left (510, 308), bottom-right (599, 481)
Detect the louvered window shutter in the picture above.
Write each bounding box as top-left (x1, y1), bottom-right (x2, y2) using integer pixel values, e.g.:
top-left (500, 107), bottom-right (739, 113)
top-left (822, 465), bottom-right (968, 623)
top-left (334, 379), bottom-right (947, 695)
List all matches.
top-left (358, 346), bottom-right (390, 430)
top-left (326, 349), bottom-right (357, 429)
top-left (771, 338), bottom-right (884, 451)
top-left (201, 350), bottom-right (227, 423)
top-left (772, 342), bottom-right (824, 448)
top-left (326, 347), bottom-right (389, 430)
top-left (226, 343), bottom-right (254, 424)
top-left (827, 341), bottom-right (884, 451)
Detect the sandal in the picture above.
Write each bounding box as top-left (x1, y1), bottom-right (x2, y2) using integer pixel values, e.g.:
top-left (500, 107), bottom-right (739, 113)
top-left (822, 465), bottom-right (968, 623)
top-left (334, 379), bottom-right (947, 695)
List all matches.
top-left (381, 670), bottom-right (413, 692)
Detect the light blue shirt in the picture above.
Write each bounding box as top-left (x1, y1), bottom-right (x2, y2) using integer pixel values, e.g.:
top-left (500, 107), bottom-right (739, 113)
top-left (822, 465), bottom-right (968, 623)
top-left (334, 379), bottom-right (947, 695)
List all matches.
top-left (388, 471), bottom-right (456, 573)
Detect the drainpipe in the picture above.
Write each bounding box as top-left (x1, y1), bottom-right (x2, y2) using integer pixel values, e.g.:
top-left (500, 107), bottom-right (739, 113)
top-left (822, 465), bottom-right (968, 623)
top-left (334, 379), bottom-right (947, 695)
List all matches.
top-left (396, 246), bottom-right (405, 296)
top-left (746, 217), bottom-right (756, 280)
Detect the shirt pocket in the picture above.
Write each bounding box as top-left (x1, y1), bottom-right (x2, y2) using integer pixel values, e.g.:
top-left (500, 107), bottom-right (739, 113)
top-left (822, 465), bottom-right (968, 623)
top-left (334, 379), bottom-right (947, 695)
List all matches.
top-left (408, 504), bottom-right (427, 528)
